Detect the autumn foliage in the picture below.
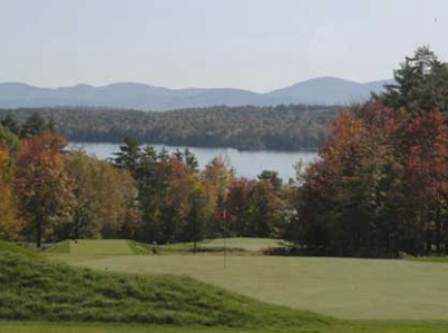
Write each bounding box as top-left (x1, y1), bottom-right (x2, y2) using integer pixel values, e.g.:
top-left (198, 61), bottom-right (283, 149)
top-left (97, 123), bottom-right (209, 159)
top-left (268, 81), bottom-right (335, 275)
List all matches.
top-left (291, 101), bottom-right (448, 257)
top-left (0, 144), bottom-right (22, 240)
top-left (14, 134), bottom-right (74, 247)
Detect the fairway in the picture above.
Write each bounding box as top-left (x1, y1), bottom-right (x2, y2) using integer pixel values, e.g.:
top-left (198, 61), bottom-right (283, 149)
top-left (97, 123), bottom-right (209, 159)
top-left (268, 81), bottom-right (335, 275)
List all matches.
top-left (71, 254), bottom-right (448, 320)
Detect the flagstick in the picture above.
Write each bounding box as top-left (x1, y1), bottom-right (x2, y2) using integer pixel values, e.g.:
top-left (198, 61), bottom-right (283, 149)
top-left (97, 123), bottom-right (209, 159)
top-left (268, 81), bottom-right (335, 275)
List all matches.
top-left (224, 236), bottom-right (226, 268)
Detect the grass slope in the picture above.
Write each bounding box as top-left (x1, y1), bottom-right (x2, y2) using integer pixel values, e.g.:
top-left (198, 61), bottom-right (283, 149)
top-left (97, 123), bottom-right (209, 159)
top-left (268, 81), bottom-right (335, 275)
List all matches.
top-left (0, 241), bottom-right (334, 330)
top-left (70, 254), bottom-right (448, 320)
top-left (3, 321), bottom-right (448, 333)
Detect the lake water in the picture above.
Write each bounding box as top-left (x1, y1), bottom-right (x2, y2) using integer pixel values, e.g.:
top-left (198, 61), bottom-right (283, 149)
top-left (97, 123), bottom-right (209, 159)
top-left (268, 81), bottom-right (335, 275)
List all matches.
top-left (68, 142), bottom-right (318, 180)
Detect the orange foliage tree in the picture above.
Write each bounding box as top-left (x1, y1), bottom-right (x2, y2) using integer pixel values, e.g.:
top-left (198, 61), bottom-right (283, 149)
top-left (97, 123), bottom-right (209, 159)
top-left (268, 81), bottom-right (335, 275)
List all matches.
top-left (15, 134), bottom-right (74, 247)
top-left (0, 145), bottom-right (22, 240)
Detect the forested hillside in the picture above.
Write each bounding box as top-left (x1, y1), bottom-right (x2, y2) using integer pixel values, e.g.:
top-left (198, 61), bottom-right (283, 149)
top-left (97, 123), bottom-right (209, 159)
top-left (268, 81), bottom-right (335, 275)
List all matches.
top-left (0, 105), bottom-right (338, 150)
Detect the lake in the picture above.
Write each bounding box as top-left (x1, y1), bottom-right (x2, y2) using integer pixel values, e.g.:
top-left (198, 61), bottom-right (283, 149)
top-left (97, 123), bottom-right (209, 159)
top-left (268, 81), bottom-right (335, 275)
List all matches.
top-left (68, 142), bottom-right (318, 180)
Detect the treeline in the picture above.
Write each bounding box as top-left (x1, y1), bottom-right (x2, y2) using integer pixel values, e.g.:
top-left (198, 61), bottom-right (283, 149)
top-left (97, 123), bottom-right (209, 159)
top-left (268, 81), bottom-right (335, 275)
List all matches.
top-left (0, 104), bottom-right (337, 151)
top-left (0, 116), bottom-right (292, 247)
top-left (288, 47), bottom-right (448, 257)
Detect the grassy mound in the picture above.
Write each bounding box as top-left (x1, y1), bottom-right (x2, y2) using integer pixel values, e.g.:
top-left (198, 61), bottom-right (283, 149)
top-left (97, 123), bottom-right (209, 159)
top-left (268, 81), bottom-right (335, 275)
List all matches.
top-left (0, 241), bottom-right (332, 329)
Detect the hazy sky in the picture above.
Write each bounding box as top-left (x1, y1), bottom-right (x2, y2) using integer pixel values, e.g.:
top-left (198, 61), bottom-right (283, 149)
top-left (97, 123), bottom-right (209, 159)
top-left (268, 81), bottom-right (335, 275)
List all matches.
top-left (1, 0), bottom-right (447, 92)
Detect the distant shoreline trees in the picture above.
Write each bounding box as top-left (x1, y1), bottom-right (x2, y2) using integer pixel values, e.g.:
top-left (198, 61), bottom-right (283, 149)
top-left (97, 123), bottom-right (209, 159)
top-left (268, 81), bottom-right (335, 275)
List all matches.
top-left (0, 104), bottom-right (337, 151)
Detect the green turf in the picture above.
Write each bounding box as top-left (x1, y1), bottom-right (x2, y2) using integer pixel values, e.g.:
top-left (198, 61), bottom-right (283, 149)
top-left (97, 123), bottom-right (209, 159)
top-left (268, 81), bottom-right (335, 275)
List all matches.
top-left (160, 237), bottom-right (289, 254)
top-left (69, 254), bottom-right (448, 320)
top-left (0, 241), bottom-right (337, 330)
top-left (407, 256), bottom-right (448, 263)
top-left (2, 321), bottom-right (448, 333)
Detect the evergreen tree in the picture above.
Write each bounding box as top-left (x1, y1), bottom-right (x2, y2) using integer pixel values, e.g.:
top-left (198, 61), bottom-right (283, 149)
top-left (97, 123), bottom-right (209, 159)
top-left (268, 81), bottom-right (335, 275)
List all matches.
top-left (113, 136), bottom-right (141, 176)
top-left (378, 46), bottom-right (448, 114)
top-left (20, 113), bottom-right (48, 138)
top-left (258, 170), bottom-right (282, 191)
top-left (183, 189), bottom-right (207, 252)
top-left (1, 114), bottom-right (20, 136)
top-left (184, 148), bottom-right (199, 173)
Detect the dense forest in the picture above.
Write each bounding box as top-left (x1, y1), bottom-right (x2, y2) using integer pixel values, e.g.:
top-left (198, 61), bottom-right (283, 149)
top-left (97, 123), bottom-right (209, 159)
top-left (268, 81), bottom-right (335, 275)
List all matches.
top-left (0, 104), bottom-right (338, 151)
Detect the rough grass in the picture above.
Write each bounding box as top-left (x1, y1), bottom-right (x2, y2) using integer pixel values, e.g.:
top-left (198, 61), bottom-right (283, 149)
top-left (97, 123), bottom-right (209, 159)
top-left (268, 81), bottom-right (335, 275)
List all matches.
top-left (2, 321), bottom-right (448, 333)
top-left (0, 241), bottom-right (333, 330)
top-left (68, 254), bottom-right (448, 320)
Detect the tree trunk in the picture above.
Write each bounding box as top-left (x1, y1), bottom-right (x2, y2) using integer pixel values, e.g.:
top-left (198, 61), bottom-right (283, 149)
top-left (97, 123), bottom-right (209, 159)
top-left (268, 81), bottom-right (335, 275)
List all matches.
top-left (36, 216), bottom-right (42, 248)
top-left (435, 209), bottom-right (441, 256)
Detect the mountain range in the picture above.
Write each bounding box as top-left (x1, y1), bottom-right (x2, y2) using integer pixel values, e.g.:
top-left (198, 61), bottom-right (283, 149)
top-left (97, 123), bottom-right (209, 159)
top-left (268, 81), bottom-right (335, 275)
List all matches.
top-left (0, 77), bottom-right (393, 111)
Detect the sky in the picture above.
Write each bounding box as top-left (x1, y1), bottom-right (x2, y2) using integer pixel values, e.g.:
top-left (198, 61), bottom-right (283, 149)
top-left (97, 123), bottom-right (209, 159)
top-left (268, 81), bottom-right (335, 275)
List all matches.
top-left (1, 0), bottom-right (447, 92)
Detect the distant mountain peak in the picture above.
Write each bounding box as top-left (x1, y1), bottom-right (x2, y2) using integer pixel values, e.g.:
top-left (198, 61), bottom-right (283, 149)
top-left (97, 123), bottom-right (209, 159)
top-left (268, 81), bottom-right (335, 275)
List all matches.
top-left (0, 77), bottom-right (391, 111)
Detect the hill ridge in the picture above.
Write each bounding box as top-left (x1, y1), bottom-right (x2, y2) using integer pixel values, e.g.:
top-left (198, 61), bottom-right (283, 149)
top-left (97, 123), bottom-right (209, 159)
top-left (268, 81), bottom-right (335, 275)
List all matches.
top-left (0, 77), bottom-right (392, 111)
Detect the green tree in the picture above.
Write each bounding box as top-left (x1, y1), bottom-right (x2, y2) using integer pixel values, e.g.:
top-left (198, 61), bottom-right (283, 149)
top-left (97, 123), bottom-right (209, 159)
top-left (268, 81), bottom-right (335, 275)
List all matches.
top-left (113, 136), bottom-right (141, 176)
top-left (246, 181), bottom-right (285, 237)
top-left (183, 188), bottom-right (208, 252)
top-left (0, 124), bottom-right (20, 154)
top-left (257, 170), bottom-right (282, 191)
top-left (20, 113), bottom-right (48, 138)
top-left (1, 114), bottom-right (20, 136)
top-left (379, 46), bottom-right (448, 114)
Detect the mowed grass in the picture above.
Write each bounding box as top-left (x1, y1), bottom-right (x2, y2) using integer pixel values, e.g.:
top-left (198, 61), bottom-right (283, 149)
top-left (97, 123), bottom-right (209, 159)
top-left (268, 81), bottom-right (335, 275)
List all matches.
top-left (160, 237), bottom-right (288, 254)
top-left (407, 256), bottom-right (448, 264)
top-left (70, 254), bottom-right (448, 320)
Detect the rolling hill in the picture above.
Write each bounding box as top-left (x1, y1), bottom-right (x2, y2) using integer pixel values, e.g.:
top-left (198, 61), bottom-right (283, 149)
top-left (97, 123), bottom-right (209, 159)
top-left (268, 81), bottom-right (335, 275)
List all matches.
top-left (0, 77), bottom-right (392, 111)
